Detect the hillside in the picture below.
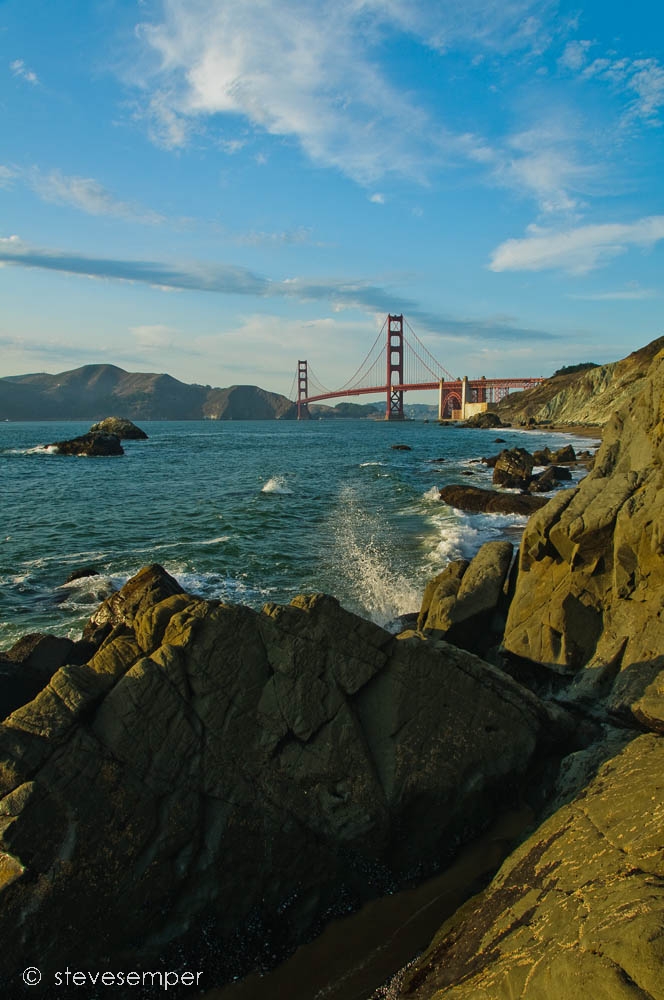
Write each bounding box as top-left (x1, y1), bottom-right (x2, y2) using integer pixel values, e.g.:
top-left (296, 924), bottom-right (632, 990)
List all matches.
top-left (495, 335), bottom-right (664, 426)
top-left (0, 365), bottom-right (297, 421)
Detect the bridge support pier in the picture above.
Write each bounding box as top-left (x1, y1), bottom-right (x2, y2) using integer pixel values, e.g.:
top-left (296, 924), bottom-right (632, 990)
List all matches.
top-left (386, 314), bottom-right (404, 420)
top-left (297, 361), bottom-right (310, 420)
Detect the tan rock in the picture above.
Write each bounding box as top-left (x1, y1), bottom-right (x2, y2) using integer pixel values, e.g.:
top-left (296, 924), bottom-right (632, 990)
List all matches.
top-left (503, 349), bottom-right (664, 725)
top-left (396, 733), bottom-right (664, 1000)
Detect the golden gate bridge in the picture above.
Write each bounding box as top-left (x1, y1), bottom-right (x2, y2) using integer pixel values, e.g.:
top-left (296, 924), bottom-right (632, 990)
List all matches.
top-left (290, 314), bottom-right (543, 420)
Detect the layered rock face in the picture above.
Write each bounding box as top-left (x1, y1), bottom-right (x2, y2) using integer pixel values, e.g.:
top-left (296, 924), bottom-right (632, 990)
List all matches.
top-left (503, 347), bottom-right (664, 728)
top-left (495, 335), bottom-right (664, 427)
top-left (0, 567), bottom-right (561, 988)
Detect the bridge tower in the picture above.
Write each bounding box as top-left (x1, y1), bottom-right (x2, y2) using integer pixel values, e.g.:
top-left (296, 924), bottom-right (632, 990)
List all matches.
top-left (386, 314), bottom-right (404, 420)
top-left (297, 360), bottom-right (310, 420)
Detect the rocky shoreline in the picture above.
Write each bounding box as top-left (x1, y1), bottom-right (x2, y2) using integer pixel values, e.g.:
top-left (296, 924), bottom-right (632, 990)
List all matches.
top-left (1, 349), bottom-right (663, 998)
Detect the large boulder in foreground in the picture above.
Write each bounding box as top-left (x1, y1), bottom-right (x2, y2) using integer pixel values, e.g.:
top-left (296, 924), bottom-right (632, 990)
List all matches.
top-left (0, 566), bottom-right (562, 988)
top-left (395, 732), bottom-right (664, 1000)
top-left (89, 416), bottom-right (148, 439)
top-left (503, 348), bottom-right (664, 727)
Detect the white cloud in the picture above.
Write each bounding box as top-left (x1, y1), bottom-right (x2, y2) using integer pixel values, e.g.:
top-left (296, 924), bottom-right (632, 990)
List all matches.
top-left (490, 216), bottom-right (664, 273)
top-left (10, 59), bottom-right (39, 85)
top-left (0, 234), bottom-right (558, 344)
top-left (578, 52), bottom-right (664, 126)
top-left (472, 123), bottom-right (596, 215)
top-left (370, 193), bottom-right (386, 204)
top-left (558, 39), bottom-right (593, 72)
top-left (130, 324), bottom-right (179, 349)
top-left (0, 165), bottom-right (17, 188)
top-left (133, 0), bottom-right (560, 183)
top-left (25, 167), bottom-right (165, 224)
top-left (626, 59), bottom-right (664, 124)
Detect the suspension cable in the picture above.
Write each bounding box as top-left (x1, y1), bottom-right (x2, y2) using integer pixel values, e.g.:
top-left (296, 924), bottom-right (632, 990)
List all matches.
top-left (405, 318), bottom-right (455, 381)
top-left (334, 316), bottom-right (388, 392)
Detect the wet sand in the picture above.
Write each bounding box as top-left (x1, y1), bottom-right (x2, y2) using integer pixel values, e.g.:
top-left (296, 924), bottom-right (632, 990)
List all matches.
top-left (198, 807), bottom-right (533, 1000)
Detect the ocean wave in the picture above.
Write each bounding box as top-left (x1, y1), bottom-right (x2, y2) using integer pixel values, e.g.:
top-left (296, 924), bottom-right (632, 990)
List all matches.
top-left (56, 573), bottom-right (119, 610)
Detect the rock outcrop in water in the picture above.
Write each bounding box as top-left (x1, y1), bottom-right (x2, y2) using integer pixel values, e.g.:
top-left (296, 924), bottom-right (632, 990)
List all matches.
top-left (439, 484), bottom-right (547, 515)
top-left (0, 567), bottom-right (570, 991)
top-left (88, 416), bottom-right (148, 439)
top-left (45, 431), bottom-right (124, 456)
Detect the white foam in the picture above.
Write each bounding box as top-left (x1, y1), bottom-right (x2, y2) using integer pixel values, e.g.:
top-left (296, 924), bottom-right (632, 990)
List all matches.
top-left (425, 508), bottom-right (528, 568)
top-left (23, 444), bottom-right (59, 455)
top-left (261, 476), bottom-right (293, 495)
top-left (197, 535), bottom-right (231, 546)
top-left (359, 461), bottom-right (384, 467)
top-left (422, 485), bottom-right (442, 501)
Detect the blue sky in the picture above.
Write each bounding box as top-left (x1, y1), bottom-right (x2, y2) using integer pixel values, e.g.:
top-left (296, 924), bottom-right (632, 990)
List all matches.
top-left (1, 0), bottom-right (663, 399)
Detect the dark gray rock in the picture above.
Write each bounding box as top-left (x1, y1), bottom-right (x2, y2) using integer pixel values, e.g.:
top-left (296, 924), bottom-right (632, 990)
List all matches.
top-left (46, 432), bottom-right (124, 456)
top-left (0, 565), bottom-right (560, 988)
top-left (440, 484), bottom-right (547, 515)
top-left (492, 448), bottom-right (535, 489)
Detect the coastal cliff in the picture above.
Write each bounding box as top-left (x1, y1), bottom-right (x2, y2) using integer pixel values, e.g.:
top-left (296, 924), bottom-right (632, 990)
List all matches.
top-left (495, 335), bottom-right (664, 427)
top-left (1, 348), bottom-right (663, 997)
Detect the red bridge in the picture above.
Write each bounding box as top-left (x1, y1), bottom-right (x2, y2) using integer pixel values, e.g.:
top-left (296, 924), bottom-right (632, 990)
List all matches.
top-left (292, 314), bottom-right (543, 420)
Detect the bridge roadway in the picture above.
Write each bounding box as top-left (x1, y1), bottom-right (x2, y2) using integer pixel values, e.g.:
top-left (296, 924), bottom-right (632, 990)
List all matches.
top-left (302, 376), bottom-right (542, 420)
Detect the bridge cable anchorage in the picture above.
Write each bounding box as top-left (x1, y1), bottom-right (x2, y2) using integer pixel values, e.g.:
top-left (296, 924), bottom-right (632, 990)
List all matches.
top-left (404, 319), bottom-right (455, 381)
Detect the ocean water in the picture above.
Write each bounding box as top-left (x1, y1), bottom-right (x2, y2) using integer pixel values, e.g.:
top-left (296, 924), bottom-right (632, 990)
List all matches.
top-left (0, 419), bottom-right (599, 648)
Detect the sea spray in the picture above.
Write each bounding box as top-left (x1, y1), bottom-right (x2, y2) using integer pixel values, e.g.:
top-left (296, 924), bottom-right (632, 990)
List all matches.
top-left (261, 476), bottom-right (294, 495)
top-left (331, 486), bottom-right (421, 626)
